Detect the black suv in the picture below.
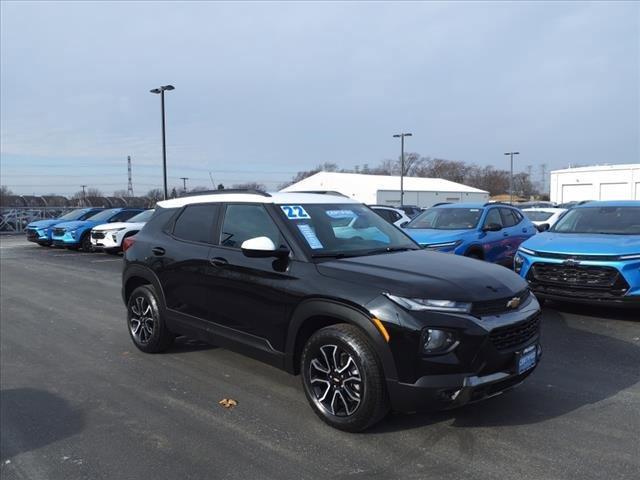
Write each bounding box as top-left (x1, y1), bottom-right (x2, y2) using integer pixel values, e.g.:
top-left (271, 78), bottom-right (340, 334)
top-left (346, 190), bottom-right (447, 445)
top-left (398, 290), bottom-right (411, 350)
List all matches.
top-left (122, 191), bottom-right (542, 431)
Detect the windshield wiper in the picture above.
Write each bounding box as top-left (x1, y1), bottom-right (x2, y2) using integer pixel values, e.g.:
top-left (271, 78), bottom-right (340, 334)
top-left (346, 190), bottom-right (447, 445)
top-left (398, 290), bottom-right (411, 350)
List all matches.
top-left (364, 247), bottom-right (416, 256)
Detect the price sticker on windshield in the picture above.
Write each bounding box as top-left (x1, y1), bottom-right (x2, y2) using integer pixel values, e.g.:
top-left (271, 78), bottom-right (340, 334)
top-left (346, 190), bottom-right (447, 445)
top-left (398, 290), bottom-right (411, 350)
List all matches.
top-left (281, 205), bottom-right (311, 220)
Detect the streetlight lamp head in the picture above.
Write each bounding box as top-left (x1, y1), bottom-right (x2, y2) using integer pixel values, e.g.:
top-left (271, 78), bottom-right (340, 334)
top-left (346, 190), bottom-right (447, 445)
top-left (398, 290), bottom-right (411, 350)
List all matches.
top-left (405, 133), bottom-right (413, 137)
top-left (150, 88), bottom-right (162, 94)
top-left (163, 85), bottom-right (175, 91)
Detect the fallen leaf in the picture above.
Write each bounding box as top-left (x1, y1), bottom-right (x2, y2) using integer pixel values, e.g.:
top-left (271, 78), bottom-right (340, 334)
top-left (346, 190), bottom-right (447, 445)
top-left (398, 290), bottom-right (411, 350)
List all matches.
top-left (219, 398), bottom-right (238, 409)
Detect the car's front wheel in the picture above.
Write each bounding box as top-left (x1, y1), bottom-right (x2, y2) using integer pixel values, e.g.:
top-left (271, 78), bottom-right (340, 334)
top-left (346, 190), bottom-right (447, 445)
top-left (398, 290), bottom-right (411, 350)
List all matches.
top-left (301, 324), bottom-right (389, 432)
top-left (127, 285), bottom-right (174, 353)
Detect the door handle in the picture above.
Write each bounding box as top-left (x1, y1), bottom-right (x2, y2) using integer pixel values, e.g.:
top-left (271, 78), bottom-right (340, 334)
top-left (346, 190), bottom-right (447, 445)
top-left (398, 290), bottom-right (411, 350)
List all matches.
top-left (152, 247), bottom-right (165, 256)
top-left (522, 228), bottom-right (528, 233)
top-left (503, 232), bottom-right (509, 237)
top-left (210, 257), bottom-right (228, 267)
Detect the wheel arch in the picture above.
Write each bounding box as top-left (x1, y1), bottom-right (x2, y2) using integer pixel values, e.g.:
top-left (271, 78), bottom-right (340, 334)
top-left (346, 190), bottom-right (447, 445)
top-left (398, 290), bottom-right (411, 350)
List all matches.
top-left (285, 299), bottom-right (398, 380)
top-left (122, 264), bottom-right (166, 309)
top-left (465, 243), bottom-right (484, 259)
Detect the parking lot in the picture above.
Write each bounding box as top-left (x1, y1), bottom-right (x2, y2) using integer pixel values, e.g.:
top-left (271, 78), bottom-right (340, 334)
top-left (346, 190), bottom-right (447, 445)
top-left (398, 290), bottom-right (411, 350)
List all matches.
top-left (0, 234), bottom-right (638, 480)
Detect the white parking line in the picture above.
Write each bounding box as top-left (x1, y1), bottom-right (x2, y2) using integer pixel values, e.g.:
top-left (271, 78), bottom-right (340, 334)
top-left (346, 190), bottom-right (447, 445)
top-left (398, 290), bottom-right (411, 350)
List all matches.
top-left (90, 259), bottom-right (122, 263)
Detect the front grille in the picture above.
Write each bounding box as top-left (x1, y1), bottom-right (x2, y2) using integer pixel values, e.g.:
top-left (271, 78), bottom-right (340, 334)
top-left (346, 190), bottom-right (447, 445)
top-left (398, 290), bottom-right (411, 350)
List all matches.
top-left (472, 289), bottom-right (531, 316)
top-left (490, 314), bottom-right (541, 351)
top-left (91, 231), bottom-right (105, 239)
top-left (52, 228), bottom-right (66, 236)
top-left (531, 263), bottom-right (620, 288)
top-left (530, 251), bottom-right (620, 262)
top-left (26, 228), bottom-right (39, 239)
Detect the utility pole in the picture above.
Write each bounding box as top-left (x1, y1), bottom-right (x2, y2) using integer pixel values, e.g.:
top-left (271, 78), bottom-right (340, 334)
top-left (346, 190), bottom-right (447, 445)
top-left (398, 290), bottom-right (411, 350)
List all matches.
top-left (180, 177), bottom-right (189, 193)
top-left (127, 156), bottom-right (134, 197)
top-left (504, 151), bottom-right (520, 203)
top-left (150, 85), bottom-right (175, 200)
top-left (81, 185), bottom-right (87, 206)
top-left (393, 133), bottom-right (413, 207)
top-left (540, 163), bottom-right (547, 195)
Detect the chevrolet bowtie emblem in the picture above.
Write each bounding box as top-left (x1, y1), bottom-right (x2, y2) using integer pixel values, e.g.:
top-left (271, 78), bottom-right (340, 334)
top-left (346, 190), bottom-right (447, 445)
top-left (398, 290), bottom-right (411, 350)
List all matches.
top-left (506, 297), bottom-right (521, 309)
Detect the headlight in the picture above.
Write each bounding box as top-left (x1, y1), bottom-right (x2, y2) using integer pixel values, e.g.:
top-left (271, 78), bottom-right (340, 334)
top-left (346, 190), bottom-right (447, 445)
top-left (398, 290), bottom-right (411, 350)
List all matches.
top-left (104, 228), bottom-right (126, 233)
top-left (518, 246), bottom-right (536, 255)
top-left (619, 253), bottom-right (640, 260)
top-left (514, 253), bottom-right (525, 273)
top-left (421, 328), bottom-right (458, 354)
top-left (423, 240), bottom-right (462, 250)
top-left (384, 293), bottom-right (472, 313)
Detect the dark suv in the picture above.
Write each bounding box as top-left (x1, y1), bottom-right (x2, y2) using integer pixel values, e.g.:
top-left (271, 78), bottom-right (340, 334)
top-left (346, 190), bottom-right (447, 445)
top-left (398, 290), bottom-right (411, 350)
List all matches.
top-left (122, 191), bottom-right (542, 431)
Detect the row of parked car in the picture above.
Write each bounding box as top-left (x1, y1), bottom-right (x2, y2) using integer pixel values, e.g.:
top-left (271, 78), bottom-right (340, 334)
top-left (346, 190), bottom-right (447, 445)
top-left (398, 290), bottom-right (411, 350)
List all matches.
top-left (25, 199), bottom-right (639, 307)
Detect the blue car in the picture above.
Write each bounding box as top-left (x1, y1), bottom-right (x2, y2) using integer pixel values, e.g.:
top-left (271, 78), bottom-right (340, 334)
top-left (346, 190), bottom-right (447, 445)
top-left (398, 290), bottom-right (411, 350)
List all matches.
top-left (403, 203), bottom-right (537, 266)
top-left (515, 201), bottom-right (640, 306)
top-left (25, 208), bottom-right (105, 246)
top-left (51, 208), bottom-right (144, 251)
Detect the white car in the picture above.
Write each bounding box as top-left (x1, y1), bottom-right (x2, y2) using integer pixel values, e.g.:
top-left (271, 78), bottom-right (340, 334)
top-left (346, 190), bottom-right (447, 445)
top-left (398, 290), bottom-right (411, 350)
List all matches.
top-left (522, 208), bottom-right (566, 230)
top-left (90, 209), bottom-right (154, 254)
top-left (369, 205), bottom-right (412, 227)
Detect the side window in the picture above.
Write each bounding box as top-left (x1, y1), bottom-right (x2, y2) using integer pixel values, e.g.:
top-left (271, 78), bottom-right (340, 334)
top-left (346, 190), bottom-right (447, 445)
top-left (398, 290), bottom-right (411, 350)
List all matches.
top-left (374, 209), bottom-right (393, 223)
top-left (500, 208), bottom-right (518, 227)
top-left (220, 204), bottom-right (285, 248)
top-left (390, 211), bottom-right (402, 222)
top-left (173, 204), bottom-right (220, 243)
top-left (484, 208), bottom-right (502, 227)
top-left (110, 210), bottom-right (140, 222)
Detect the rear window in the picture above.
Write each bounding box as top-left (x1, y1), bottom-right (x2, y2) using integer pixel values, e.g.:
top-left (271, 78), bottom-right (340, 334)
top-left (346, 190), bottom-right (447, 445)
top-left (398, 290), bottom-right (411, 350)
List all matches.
top-left (172, 204), bottom-right (220, 243)
top-left (524, 211), bottom-right (554, 221)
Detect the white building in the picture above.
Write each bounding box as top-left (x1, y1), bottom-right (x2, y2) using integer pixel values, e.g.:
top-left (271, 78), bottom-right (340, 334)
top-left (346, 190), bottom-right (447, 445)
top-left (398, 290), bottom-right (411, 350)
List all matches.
top-left (281, 171), bottom-right (489, 207)
top-left (549, 164), bottom-right (640, 203)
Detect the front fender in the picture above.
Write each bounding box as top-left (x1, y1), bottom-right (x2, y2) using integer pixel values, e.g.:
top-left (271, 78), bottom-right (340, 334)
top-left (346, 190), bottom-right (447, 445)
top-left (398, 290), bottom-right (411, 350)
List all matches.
top-left (284, 298), bottom-right (398, 380)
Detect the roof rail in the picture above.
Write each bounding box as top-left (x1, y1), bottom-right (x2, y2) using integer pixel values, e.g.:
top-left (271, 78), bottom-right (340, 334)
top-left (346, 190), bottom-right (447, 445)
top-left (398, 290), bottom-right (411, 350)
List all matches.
top-left (432, 202), bottom-right (452, 207)
top-left (291, 190), bottom-right (349, 197)
top-left (483, 201), bottom-right (512, 207)
top-left (178, 189), bottom-right (271, 198)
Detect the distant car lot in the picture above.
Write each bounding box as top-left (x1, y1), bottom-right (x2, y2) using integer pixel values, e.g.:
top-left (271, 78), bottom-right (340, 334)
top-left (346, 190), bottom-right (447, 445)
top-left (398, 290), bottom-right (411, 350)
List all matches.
top-left (1, 235), bottom-right (638, 480)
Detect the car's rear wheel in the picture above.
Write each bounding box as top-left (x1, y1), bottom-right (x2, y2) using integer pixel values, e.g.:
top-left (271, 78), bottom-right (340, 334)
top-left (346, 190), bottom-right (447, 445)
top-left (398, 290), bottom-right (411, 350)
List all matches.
top-left (301, 324), bottom-right (389, 432)
top-left (127, 285), bottom-right (174, 353)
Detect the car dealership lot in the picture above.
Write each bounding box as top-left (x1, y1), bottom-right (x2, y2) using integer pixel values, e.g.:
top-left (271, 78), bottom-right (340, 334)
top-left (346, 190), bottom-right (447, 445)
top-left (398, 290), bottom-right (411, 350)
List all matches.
top-left (1, 235), bottom-right (638, 480)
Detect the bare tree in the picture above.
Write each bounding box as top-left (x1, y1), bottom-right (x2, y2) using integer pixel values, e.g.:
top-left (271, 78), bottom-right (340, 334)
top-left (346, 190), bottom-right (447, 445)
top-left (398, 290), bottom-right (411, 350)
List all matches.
top-left (232, 182), bottom-right (267, 191)
top-left (146, 188), bottom-right (164, 203)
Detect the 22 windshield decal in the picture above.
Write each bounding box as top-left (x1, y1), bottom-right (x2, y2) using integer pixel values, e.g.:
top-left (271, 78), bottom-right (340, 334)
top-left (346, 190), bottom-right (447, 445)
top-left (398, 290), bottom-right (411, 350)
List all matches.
top-left (280, 205), bottom-right (311, 220)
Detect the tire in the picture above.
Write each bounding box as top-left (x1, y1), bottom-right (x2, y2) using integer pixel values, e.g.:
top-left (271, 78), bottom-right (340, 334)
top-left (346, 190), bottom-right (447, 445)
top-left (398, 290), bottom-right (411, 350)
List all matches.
top-left (301, 323), bottom-right (389, 432)
top-left (466, 252), bottom-right (482, 260)
top-left (80, 232), bottom-right (93, 252)
top-left (37, 242), bottom-right (50, 247)
top-left (127, 285), bottom-right (174, 353)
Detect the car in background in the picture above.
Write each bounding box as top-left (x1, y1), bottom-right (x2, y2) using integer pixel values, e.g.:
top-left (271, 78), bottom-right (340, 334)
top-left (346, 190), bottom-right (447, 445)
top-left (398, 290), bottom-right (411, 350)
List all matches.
top-left (516, 201), bottom-right (556, 209)
top-left (90, 209), bottom-right (154, 254)
top-left (51, 208), bottom-right (144, 251)
top-left (369, 205), bottom-right (412, 227)
top-left (403, 203), bottom-right (536, 267)
top-left (122, 191), bottom-right (541, 431)
top-left (515, 201), bottom-right (640, 306)
top-left (398, 205), bottom-right (423, 218)
top-left (25, 208), bottom-right (105, 246)
top-left (522, 208), bottom-right (567, 230)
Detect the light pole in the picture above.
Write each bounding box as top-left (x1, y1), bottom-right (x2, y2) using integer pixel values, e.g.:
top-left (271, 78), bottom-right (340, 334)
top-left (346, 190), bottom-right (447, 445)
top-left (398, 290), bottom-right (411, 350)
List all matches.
top-left (81, 185), bottom-right (87, 206)
top-left (393, 133), bottom-right (412, 207)
top-left (150, 84), bottom-right (175, 200)
top-left (180, 177), bottom-right (189, 193)
top-left (504, 151), bottom-right (520, 204)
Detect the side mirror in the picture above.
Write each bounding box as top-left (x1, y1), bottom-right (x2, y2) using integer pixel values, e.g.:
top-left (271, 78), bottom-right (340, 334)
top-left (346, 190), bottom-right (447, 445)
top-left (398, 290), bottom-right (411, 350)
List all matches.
top-left (400, 221), bottom-right (409, 228)
top-left (241, 236), bottom-right (289, 258)
top-left (482, 223), bottom-right (502, 232)
top-left (536, 223), bottom-right (550, 232)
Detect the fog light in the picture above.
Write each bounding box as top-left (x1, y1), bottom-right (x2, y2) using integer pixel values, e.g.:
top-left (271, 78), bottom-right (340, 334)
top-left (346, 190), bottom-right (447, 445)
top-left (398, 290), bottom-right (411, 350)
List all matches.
top-left (422, 329), bottom-right (457, 354)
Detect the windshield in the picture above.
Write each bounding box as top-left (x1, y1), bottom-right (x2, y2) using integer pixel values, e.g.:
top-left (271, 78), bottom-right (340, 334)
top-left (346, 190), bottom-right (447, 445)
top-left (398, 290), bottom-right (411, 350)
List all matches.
top-left (127, 209), bottom-right (154, 223)
top-left (551, 206), bottom-right (640, 235)
top-left (85, 209), bottom-right (119, 222)
top-left (278, 203), bottom-right (418, 257)
top-left (58, 209), bottom-right (97, 221)
top-left (406, 208), bottom-right (482, 230)
top-left (524, 211), bottom-right (554, 222)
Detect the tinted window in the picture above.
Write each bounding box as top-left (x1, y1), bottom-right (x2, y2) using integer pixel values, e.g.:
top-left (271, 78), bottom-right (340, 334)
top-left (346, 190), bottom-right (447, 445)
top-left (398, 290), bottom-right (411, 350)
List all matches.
top-left (220, 204), bottom-right (285, 248)
top-left (173, 204), bottom-right (219, 243)
top-left (374, 209), bottom-right (395, 223)
top-left (552, 206), bottom-right (640, 234)
top-left (127, 209), bottom-right (155, 223)
top-left (524, 211), bottom-right (553, 221)
top-left (110, 210), bottom-right (142, 222)
top-left (484, 208), bottom-right (502, 227)
top-left (408, 208), bottom-right (482, 230)
top-left (85, 209), bottom-right (120, 223)
top-left (500, 208), bottom-right (519, 227)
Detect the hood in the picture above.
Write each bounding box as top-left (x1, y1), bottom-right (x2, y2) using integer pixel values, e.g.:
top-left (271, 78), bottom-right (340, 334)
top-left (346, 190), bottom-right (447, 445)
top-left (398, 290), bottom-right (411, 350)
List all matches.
top-left (317, 249), bottom-right (527, 302)
top-left (27, 219), bottom-right (60, 229)
top-left (522, 233), bottom-right (640, 256)
top-left (92, 221), bottom-right (145, 231)
top-left (53, 220), bottom-right (93, 230)
top-left (403, 228), bottom-right (471, 245)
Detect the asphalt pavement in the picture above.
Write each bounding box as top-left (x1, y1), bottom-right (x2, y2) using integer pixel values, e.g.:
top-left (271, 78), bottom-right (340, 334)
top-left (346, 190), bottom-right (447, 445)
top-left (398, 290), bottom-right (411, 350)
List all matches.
top-left (1, 235), bottom-right (639, 480)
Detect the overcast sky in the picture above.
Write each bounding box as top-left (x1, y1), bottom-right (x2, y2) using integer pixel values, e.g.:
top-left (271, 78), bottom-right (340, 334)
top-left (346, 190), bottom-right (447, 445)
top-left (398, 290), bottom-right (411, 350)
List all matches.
top-left (1, 0), bottom-right (638, 196)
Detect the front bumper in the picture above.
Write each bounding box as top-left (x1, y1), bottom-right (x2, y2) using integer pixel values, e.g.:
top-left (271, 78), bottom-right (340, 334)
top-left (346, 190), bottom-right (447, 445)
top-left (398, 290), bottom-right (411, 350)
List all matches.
top-left (90, 231), bottom-right (122, 250)
top-left (516, 253), bottom-right (640, 306)
top-left (387, 343), bottom-right (541, 413)
top-left (52, 231), bottom-right (80, 247)
top-left (25, 228), bottom-right (51, 244)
